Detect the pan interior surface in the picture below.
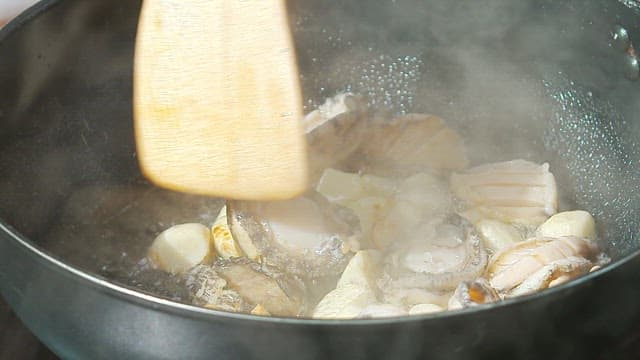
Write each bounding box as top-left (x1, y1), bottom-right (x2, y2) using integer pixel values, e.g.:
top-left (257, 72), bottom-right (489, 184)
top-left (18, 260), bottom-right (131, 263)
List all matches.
top-left (0, 0), bottom-right (639, 317)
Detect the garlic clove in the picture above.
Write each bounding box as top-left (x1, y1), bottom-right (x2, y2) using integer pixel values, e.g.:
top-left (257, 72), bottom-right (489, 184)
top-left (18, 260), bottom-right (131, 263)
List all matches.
top-left (537, 210), bottom-right (597, 240)
top-left (148, 223), bottom-right (212, 275)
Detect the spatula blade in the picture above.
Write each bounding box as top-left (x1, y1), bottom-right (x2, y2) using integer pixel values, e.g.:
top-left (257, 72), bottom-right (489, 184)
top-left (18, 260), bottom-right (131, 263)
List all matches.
top-left (134, 0), bottom-right (308, 200)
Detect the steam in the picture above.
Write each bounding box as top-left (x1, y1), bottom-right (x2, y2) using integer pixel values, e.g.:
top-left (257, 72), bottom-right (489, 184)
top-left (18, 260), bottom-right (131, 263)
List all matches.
top-left (290, 0), bottom-right (640, 256)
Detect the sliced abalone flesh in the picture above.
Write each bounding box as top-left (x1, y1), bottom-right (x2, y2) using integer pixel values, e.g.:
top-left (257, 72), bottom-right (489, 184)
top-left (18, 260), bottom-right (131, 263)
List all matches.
top-left (227, 192), bottom-right (361, 279)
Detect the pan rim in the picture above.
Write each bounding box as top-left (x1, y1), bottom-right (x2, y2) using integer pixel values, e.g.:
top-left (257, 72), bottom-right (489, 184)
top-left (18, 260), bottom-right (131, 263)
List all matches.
top-left (0, 0), bottom-right (58, 42)
top-left (2, 215), bottom-right (638, 326)
top-left (1, 0), bottom-right (638, 327)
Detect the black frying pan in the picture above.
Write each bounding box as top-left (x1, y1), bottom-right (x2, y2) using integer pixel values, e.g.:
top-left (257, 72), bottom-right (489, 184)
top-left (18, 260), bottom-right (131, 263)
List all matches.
top-left (1, 0), bottom-right (640, 359)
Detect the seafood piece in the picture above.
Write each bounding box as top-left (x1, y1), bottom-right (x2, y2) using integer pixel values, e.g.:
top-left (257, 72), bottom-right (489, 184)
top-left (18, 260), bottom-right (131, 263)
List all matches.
top-left (475, 219), bottom-right (523, 253)
top-left (354, 114), bottom-right (468, 176)
top-left (227, 192), bottom-right (360, 278)
top-left (372, 172), bottom-right (452, 249)
top-left (409, 303), bottom-right (445, 315)
top-left (226, 210), bottom-right (262, 262)
top-left (395, 172), bottom-right (453, 216)
top-left (447, 278), bottom-right (501, 310)
top-left (304, 93), bottom-right (369, 181)
top-left (380, 286), bottom-right (452, 310)
top-left (378, 217), bottom-right (487, 292)
top-left (451, 159), bottom-right (558, 226)
top-left (344, 196), bottom-right (391, 247)
top-left (185, 265), bottom-right (251, 312)
top-left (508, 256), bottom-right (593, 297)
top-left (313, 250), bottom-right (382, 319)
top-left (304, 93), bottom-right (359, 133)
top-left (537, 210), bottom-right (597, 240)
top-left (548, 275), bottom-right (572, 288)
top-left (357, 304), bottom-right (407, 318)
top-left (316, 168), bottom-right (395, 203)
top-left (211, 206), bottom-right (243, 259)
top-left (487, 236), bottom-right (598, 293)
top-left (214, 258), bottom-right (305, 317)
top-left (335, 250), bottom-right (382, 288)
top-left (147, 223), bottom-right (213, 275)
top-left (316, 168), bottom-right (395, 242)
top-left (313, 283), bottom-right (378, 319)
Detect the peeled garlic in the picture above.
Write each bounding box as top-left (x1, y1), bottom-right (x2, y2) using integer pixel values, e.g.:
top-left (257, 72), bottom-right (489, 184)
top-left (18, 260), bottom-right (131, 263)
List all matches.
top-left (475, 219), bottom-right (523, 253)
top-left (537, 210), bottom-right (597, 240)
top-left (148, 223), bottom-right (212, 275)
top-left (211, 206), bottom-right (243, 259)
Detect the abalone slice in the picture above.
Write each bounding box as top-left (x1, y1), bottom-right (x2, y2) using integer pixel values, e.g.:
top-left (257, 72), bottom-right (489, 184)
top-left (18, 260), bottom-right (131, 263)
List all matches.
top-left (184, 259), bottom-right (306, 317)
top-left (185, 264), bottom-right (251, 313)
top-left (371, 171), bottom-right (453, 249)
top-left (352, 113), bottom-right (468, 176)
top-left (214, 258), bottom-right (306, 317)
top-left (304, 93), bottom-right (369, 181)
top-left (447, 278), bottom-right (501, 310)
top-left (507, 256), bottom-right (593, 297)
top-left (227, 192), bottom-right (360, 279)
top-left (450, 159), bottom-right (558, 226)
top-left (378, 217), bottom-right (487, 292)
top-left (486, 236), bottom-right (598, 293)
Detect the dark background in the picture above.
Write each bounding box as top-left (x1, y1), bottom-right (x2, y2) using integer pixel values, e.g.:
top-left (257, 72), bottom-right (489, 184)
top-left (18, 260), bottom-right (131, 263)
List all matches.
top-left (1, 297), bottom-right (57, 359)
top-left (0, 2), bottom-right (58, 357)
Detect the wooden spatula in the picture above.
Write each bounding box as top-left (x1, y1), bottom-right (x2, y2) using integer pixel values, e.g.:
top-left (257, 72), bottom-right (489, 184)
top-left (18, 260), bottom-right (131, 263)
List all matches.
top-left (134, 0), bottom-right (308, 200)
